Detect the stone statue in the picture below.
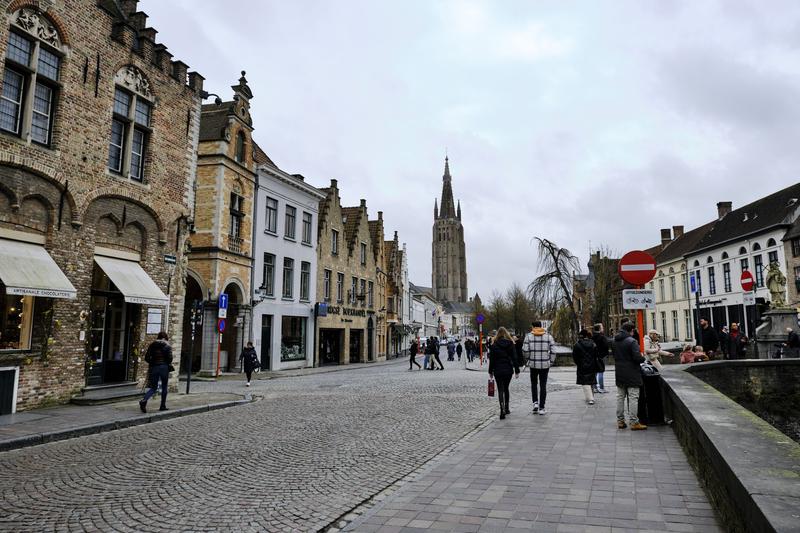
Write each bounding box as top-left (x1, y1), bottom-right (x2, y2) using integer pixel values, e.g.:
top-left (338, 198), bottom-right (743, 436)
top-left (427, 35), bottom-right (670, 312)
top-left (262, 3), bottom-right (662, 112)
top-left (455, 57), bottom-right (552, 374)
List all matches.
top-left (765, 262), bottom-right (787, 308)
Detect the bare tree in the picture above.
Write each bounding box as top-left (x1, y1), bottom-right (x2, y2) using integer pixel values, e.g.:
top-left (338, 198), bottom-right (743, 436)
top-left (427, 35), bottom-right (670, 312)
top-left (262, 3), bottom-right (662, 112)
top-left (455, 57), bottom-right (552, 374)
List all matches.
top-left (528, 237), bottom-right (581, 338)
top-left (486, 290), bottom-right (509, 332)
top-left (506, 283), bottom-right (533, 335)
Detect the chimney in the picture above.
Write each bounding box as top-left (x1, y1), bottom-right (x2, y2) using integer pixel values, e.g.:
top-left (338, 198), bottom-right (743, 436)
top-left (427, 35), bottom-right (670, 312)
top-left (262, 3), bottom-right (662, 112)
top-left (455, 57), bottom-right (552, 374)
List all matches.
top-left (717, 201), bottom-right (732, 220)
top-left (660, 228), bottom-right (672, 247)
top-left (672, 225), bottom-right (684, 239)
top-left (360, 199), bottom-right (366, 208)
top-left (377, 210), bottom-right (383, 221)
top-left (330, 178), bottom-right (338, 189)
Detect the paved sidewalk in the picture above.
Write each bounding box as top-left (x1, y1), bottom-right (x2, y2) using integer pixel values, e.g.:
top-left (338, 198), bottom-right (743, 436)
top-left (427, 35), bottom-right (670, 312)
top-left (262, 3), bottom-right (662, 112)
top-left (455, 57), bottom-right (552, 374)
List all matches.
top-left (0, 391), bottom-right (250, 451)
top-left (347, 370), bottom-right (722, 532)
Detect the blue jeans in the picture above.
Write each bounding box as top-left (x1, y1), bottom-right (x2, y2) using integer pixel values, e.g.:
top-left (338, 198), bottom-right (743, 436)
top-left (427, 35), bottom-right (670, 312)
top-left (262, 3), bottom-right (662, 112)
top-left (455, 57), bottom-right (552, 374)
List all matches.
top-left (596, 372), bottom-right (605, 390)
top-left (143, 364), bottom-right (169, 408)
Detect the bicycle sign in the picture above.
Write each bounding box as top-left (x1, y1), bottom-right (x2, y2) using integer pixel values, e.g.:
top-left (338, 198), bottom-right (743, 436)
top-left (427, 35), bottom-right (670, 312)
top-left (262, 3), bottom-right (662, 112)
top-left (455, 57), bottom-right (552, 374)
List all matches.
top-left (622, 289), bottom-right (656, 310)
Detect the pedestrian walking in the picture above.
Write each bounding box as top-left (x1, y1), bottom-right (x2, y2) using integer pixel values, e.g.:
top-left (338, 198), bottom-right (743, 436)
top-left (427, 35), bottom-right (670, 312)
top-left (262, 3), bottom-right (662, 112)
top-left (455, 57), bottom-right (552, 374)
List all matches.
top-left (643, 330), bottom-right (674, 371)
top-left (727, 323), bottom-right (748, 359)
top-left (700, 318), bottom-right (719, 359)
top-left (592, 323), bottom-right (609, 393)
top-left (488, 327), bottom-right (520, 419)
top-left (513, 335), bottom-right (525, 368)
top-left (139, 331), bottom-right (172, 413)
top-left (409, 338), bottom-right (422, 370)
top-left (239, 341), bottom-right (259, 387)
top-left (572, 329), bottom-right (599, 405)
top-left (456, 342), bottom-right (463, 361)
top-left (613, 323), bottom-right (647, 430)
top-left (522, 320), bottom-right (556, 415)
top-left (428, 337), bottom-right (444, 370)
top-left (447, 339), bottom-right (456, 361)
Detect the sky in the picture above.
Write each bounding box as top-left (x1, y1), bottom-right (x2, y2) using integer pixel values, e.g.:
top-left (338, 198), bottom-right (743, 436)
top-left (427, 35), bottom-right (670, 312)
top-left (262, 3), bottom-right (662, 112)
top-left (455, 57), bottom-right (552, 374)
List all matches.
top-left (143, 0), bottom-right (799, 301)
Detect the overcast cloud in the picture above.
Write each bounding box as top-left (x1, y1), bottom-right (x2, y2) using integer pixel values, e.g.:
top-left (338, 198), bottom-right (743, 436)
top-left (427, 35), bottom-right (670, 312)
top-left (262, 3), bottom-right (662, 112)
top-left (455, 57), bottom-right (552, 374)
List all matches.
top-left (143, 0), bottom-right (800, 300)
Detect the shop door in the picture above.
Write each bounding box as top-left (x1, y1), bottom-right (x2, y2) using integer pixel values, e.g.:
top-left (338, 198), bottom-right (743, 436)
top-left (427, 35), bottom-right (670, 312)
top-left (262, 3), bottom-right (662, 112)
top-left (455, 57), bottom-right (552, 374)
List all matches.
top-left (260, 315), bottom-right (272, 370)
top-left (0, 368), bottom-right (16, 415)
top-left (349, 330), bottom-right (362, 363)
top-left (320, 329), bottom-right (341, 365)
top-left (88, 295), bottom-right (135, 385)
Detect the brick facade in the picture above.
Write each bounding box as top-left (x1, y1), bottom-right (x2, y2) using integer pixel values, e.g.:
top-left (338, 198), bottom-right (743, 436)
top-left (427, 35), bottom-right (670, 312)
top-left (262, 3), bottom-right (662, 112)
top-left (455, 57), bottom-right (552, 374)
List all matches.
top-left (0, 0), bottom-right (202, 410)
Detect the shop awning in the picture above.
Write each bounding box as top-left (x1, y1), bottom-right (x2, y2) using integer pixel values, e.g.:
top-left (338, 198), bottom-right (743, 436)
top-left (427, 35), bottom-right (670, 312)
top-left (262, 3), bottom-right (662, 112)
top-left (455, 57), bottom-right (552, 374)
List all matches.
top-left (0, 239), bottom-right (76, 299)
top-left (94, 255), bottom-right (168, 307)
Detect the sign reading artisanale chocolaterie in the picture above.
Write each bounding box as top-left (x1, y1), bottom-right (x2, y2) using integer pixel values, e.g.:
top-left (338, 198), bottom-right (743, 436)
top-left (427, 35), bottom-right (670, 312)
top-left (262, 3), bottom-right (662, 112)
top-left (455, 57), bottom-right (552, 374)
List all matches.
top-left (325, 306), bottom-right (367, 317)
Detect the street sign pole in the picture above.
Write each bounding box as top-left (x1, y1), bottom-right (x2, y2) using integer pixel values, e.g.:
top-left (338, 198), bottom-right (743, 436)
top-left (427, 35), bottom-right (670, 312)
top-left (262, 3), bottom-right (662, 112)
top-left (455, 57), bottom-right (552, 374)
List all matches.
top-left (636, 286), bottom-right (645, 353)
top-left (479, 323), bottom-right (483, 366)
top-left (618, 250), bottom-right (657, 353)
top-left (186, 300), bottom-right (200, 395)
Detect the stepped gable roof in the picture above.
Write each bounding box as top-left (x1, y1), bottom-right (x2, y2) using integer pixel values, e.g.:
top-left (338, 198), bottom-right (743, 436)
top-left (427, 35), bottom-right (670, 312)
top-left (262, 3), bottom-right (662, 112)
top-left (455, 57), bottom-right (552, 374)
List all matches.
top-left (341, 207), bottom-right (364, 250)
top-left (656, 221), bottom-right (716, 264)
top-left (368, 220), bottom-right (383, 257)
top-left (783, 217), bottom-right (800, 241)
top-left (691, 182), bottom-right (800, 254)
top-left (252, 141), bottom-right (277, 169)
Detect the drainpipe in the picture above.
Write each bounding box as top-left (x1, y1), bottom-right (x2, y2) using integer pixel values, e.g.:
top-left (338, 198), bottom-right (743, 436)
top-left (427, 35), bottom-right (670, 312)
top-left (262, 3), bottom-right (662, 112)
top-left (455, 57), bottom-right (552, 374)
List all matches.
top-left (248, 170), bottom-right (260, 347)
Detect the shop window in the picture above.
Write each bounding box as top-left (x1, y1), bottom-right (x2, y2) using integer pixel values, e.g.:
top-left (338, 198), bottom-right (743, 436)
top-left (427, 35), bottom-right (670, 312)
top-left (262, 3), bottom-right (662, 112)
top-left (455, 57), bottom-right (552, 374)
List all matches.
top-left (1, 9), bottom-right (63, 147)
top-left (280, 316), bottom-right (306, 361)
top-left (108, 66), bottom-right (153, 182)
top-left (0, 288), bottom-right (32, 350)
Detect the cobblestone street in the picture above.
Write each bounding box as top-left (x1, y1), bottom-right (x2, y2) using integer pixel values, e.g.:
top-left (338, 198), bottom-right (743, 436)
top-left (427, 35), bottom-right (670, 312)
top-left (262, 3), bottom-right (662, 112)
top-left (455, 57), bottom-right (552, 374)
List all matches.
top-left (1, 358), bottom-right (572, 532)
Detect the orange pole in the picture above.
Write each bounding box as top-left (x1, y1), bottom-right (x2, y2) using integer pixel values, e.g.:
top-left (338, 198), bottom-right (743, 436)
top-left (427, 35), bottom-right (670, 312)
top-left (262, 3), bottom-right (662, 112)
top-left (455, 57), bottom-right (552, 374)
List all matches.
top-left (636, 284), bottom-right (645, 353)
top-left (479, 324), bottom-right (484, 366)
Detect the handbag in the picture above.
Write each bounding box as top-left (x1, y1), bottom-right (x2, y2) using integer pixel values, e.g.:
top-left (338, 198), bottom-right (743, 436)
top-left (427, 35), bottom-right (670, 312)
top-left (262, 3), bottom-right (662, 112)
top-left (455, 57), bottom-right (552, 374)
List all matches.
top-left (488, 378), bottom-right (495, 397)
top-left (640, 361), bottom-right (658, 376)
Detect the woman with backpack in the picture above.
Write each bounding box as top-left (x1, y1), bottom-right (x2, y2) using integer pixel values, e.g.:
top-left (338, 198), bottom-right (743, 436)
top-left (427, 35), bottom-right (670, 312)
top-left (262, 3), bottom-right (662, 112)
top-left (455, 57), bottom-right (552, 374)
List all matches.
top-left (488, 327), bottom-right (520, 419)
top-left (572, 329), bottom-right (599, 405)
top-left (239, 341), bottom-right (259, 387)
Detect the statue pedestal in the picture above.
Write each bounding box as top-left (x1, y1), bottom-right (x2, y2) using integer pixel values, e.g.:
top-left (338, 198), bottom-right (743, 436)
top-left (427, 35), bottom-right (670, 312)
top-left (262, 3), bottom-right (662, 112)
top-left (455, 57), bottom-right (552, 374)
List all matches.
top-left (755, 308), bottom-right (798, 359)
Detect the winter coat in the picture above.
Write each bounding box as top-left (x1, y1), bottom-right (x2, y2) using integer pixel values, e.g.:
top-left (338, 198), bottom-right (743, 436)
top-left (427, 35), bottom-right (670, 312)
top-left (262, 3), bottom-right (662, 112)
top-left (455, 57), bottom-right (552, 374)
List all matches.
top-left (788, 330), bottom-right (800, 348)
top-left (592, 332), bottom-right (609, 372)
top-left (144, 339), bottom-right (172, 366)
top-left (613, 330), bottom-right (645, 388)
top-left (572, 338), bottom-right (598, 386)
top-left (700, 326), bottom-right (719, 353)
top-left (728, 331), bottom-right (748, 359)
top-left (456, 343), bottom-right (463, 355)
top-left (447, 342), bottom-right (456, 356)
top-left (410, 341), bottom-right (419, 356)
top-left (239, 347), bottom-right (259, 372)
top-left (488, 338), bottom-right (519, 378)
top-left (522, 328), bottom-right (556, 369)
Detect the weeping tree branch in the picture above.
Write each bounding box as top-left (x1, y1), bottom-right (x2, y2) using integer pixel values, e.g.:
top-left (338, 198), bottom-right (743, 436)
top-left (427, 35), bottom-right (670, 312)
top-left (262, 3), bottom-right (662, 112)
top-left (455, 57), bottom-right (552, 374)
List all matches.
top-left (527, 237), bottom-right (582, 338)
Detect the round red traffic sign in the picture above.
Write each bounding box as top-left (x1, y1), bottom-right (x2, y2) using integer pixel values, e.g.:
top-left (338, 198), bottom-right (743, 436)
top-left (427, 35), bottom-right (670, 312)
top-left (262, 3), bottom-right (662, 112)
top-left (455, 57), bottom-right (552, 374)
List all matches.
top-left (618, 250), bottom-right (657, 286)
top-left (741, 270), bottom-right (754, 292)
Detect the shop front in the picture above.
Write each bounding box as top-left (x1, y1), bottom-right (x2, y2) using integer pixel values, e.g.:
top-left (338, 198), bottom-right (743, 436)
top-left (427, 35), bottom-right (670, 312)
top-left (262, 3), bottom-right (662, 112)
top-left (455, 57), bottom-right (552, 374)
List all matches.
top-left (0, 234), bottom-right (77, 414)
top-left (314, 304), bottom-right (370, 366)
top-left (86, 251), bottom-right (168, 386)
top-left (252, 301), bottom-right (313, 371)
top-left (319, 328), bottom-right (342, 365)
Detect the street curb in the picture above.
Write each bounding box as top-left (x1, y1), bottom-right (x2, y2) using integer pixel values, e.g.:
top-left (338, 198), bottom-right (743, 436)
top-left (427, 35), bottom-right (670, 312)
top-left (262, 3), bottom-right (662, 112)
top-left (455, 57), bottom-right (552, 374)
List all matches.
top-left (0, 398), bottom-right (253, 453)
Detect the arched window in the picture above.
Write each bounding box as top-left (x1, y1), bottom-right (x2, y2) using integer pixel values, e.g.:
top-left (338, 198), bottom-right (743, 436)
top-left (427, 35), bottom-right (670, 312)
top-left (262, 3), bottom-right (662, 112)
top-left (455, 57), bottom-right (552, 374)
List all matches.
top-left (1, 8), bottom-right (65, 146)
top-left (706, 256), bottom-right (713, 264)
top-left (108, 66), bottom-right (154, 182)
top-left (752, 243), bottom-right (761, 251)
top-left (767, 238), bottom-right (776, 247)
top-left (721, 252), bottom-right (729, 259)
top-left (739, 246), bottom-right (747, 255)
top-left (235, 131), bottom-right (246, 163)
top-left (693, 260), bottom-right (700, 267)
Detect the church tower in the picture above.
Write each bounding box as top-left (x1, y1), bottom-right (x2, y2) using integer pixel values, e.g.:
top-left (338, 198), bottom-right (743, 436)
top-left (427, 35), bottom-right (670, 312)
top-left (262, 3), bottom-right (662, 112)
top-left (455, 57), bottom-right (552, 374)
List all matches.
top-left (432, 157), bottom-right (468, 303)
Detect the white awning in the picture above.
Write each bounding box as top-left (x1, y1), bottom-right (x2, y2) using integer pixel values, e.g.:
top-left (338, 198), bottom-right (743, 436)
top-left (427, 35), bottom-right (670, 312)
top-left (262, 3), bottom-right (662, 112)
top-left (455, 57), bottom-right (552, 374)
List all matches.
top-left (0, 239), bottom-right (76, 299)
top-left (94, 255), bottom-right (168, 307)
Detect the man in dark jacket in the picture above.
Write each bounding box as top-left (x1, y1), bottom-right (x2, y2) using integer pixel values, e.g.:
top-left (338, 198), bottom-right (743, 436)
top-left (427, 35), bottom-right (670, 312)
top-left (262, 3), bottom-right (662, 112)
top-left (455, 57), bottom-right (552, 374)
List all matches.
top-left (139, 331), bottom-right (173, 413)
top-left (613, 323), bottom-right (646, 430)
top-left (700, 318), bottom-right (719, 358)
top-left (592, 323), bottom-right (609, 393)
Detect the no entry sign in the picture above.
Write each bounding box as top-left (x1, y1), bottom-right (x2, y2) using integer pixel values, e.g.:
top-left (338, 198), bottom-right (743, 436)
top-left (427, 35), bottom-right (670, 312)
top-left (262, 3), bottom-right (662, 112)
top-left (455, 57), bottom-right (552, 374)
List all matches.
top-left (741, 270), bottom-right (755, 292)
top-left (618, 250), bottom-right (657, 286)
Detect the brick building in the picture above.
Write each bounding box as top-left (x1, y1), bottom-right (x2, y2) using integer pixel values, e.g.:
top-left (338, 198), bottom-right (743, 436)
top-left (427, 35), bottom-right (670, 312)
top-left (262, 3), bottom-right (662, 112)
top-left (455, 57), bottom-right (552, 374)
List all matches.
top-left (0, 0), bottom-right (203, 412)
top-left (183, 73), bottom-right (256, 376)
top-left (315, 180), bottom-right (379, 365)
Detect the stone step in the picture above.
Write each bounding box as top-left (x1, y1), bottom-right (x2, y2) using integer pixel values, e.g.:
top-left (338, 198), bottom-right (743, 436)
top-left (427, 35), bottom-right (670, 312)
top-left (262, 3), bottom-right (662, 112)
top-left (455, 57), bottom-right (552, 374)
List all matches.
top-left (71, 382), bottom-right (142, 406)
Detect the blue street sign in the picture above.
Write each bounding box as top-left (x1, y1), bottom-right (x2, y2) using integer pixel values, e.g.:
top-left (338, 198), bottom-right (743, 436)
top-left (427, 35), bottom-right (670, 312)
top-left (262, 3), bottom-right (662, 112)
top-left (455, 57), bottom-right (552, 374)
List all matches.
top-left (476, 313), bottom-right (485, 324)
top-left (218, 318), bottom-right (226, 333)
top-left (689, 273), bottom-right (697, 294)
top-left (218, 294), bottom-right (228, 310)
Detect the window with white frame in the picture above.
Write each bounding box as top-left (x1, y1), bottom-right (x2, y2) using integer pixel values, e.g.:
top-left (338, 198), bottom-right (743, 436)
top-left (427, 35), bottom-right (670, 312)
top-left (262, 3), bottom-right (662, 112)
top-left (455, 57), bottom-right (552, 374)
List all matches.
top-left (323, 269), bottom-right (331, 301)
top-left (792, 238), bottom-right (800, 258)
top-left (1, 9), bottom-right (63, 147)
top-left (350, 277), bottom-right (357, 304)
top-left (359, 279), bottom-right (366, 306)
top-left (658, 279), bottom-right (665, 302)
top-left (301, 212), bottom-right (312, 245)
top-left (265, 197), bottom-right (278, 234)
top-left (331, 229), bottom-right (339, 255)
top-left (672, 310), bottom-right (679, 340)
top-left (284, 206), bottom-right (296, 240)
top-left (723, 263), bottom-right (731, 292)
top-left (661, 311), bottom-right (667, 341)
top-left (670, 276), bottom-right (676, 300)
top-left (282, 257), bottom-right (294, 299)
top-left (754, 255), bottom-right (764, 287)
top-left (708, 266), bottom-right (716, 295)
top-left (262, 253), bottom-right (275, 297)
top-left (300, 261), bottom-right (310, 301)
top-left (684, 310), bottom-right (692, 340)
top-left (368, 281), bottom-right (374, 308)
top-left (108, 66), bottom-right (153, 182)
top-left (336, 272), bottom-right (344, 303)
top-left (681, 273), bottom-right (688, 298)
top-left (696, 270), bottom-right (702, 295)
top-left (360, 242), bottom-right (367, 265)
top-left (768, 250), bottom-right (778, 265)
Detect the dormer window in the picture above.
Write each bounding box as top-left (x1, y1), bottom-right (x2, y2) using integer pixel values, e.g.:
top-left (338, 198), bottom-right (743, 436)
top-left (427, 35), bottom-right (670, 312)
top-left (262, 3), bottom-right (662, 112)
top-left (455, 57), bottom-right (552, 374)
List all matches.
top-left (1, 8), bottom-right (64, 147)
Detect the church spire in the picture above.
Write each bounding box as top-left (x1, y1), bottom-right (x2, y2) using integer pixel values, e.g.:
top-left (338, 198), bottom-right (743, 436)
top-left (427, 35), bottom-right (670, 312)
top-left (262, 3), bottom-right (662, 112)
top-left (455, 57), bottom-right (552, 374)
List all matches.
top-left (457, 200), bottom-right (461, 220)
top-left (434, 198), bottom-right (439, 219)
top-left (439, 156), bottom-right (456, 219)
